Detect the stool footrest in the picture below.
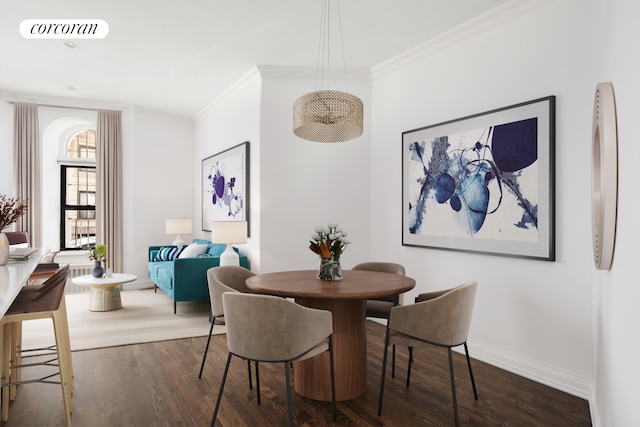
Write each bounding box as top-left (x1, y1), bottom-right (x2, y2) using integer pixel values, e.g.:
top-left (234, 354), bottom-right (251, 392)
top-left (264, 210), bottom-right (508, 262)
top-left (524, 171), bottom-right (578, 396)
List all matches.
top-left (20, 344), bottom-right (57, 354)
top-left (3, 372), bottom-right (61, 387)
top-left (13, 356), bottom-right (59, 370)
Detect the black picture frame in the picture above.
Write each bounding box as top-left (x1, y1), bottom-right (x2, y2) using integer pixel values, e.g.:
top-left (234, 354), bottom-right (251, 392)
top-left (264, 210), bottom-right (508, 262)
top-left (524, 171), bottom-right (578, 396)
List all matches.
top-left (201, 141), bottom-right (250, 233)
top-left (402, 96), bottom-right (555, 260)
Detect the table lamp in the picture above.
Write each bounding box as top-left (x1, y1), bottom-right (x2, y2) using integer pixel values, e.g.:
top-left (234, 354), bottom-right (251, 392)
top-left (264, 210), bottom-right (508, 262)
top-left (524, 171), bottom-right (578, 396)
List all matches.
top-left (165, 218), bottom-right (192, 249)
top-left (211, 221), bottom-right (247, 266)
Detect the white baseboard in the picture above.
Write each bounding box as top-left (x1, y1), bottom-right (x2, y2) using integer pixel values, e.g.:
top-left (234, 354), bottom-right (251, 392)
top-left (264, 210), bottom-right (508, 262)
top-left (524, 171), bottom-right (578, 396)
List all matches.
top-left (367, 318), bottom-right (592, 402)
top-left (123, 278), bottom-right (155, 291)
top-left (467, 339), bottom-right (592, 400)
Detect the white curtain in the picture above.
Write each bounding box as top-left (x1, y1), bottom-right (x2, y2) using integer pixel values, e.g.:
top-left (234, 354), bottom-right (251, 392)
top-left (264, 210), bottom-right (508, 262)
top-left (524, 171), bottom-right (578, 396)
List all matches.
top-left (96, 110), bottom-right (123, 273)
top-left (13, 102), bottom-right (40, 245)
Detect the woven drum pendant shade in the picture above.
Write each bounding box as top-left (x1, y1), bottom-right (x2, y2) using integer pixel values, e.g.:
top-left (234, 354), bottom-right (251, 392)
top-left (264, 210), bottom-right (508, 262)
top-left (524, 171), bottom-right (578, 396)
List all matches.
top-left (293, 89), bottom-right (363, 143)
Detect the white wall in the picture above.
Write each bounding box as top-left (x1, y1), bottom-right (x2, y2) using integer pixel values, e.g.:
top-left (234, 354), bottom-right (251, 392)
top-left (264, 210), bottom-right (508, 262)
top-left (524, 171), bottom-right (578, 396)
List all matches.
top-left (257, 66), bottom-right (373, 273)
top-left (591, 0), bottom-right (640, 425)
top-left (193, 66), bottom-right (373, 274)
top-left (128, 107), bottom-right (194, 284)
top-left (193, 69), bottom-right (263, 270)
top-left (371, 0), bottom-right (593, 400)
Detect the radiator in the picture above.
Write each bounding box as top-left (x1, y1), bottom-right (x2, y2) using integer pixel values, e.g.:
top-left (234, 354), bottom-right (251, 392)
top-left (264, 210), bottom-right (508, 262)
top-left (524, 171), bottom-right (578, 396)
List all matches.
top-left (69, 263), bottom-right (93, 278)
top-left (66, 263), bottom-right (94, 293)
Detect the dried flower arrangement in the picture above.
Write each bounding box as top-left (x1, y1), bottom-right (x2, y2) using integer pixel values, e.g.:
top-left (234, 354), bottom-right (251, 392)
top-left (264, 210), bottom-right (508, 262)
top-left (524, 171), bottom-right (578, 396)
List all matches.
top-left (0, 194), bottom-right (28, 231)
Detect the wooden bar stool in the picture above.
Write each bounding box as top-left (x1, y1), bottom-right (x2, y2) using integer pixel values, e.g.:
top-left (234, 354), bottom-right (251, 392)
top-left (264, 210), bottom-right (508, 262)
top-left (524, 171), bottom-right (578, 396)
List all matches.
top-left (0, 265), bottom-right (72, 426)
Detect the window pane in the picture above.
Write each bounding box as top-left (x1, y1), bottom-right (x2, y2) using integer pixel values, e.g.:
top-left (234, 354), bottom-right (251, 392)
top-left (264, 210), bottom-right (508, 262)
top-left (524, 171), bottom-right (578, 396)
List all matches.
top-left (65, 168), bottom-right (96, 205)
top-left (67, 130), bottom-right (96, 159)
top-left (62, 165), bottom-right (96, 250)
top-left (64, 213), bottom-right (95, 249)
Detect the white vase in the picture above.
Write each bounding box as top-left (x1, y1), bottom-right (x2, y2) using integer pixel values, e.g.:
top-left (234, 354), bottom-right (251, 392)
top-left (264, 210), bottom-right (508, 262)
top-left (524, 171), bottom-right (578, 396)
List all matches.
top-left (0, 233), bottom-right (9, 266)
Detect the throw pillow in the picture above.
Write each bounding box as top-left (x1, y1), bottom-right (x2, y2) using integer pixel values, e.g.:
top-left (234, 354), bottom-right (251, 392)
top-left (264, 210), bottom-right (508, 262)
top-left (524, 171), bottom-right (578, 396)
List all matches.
top-left (154, 246), bottom-right (183, 261)
top-left (178, 243), bottom-right (208, 258)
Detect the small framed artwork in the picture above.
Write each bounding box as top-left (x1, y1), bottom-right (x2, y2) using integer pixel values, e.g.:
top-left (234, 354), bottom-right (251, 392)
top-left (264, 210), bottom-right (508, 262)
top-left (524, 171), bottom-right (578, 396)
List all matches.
top-left (402, 96), bottom-right (555, 260)
top-left (202, 141), bottom-right (249, 232)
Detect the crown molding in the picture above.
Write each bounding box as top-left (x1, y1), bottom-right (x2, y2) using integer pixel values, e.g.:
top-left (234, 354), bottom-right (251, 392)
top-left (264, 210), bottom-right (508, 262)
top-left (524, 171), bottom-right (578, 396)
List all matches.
top-left (0, 90), bottom-right (127, 112)
top-left (256, 65), bottom-right (371, 81)
top-left (1, 90), bottom-right (192, 125)
top-left (372, 0), bottom-right (552, 80)
top-left (193, 66), bottom-right (262, 124)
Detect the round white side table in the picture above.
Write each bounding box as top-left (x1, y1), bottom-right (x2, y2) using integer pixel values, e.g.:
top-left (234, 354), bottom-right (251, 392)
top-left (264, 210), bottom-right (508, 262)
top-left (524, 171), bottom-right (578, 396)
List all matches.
top-left (71, 273), bottom-right (137, 311)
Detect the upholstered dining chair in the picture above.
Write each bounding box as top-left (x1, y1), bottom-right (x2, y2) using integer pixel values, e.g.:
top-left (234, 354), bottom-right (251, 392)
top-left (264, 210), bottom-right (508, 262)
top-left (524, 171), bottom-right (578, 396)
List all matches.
top-left (199, 266), bottom-right (256, 383)
top-left (352, 261), bottom-right (405, 377)
top-left (212, 292), bottom-right (337, 427)
top-left (378, 281), bottom-right (478, 427)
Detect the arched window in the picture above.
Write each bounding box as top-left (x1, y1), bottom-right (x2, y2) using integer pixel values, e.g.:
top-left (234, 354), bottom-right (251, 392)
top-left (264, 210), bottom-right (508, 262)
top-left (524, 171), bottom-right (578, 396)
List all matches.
top-left (61, 129), bottom-right (96, 249)
top-left (67, 129), bottom-right (96, 159)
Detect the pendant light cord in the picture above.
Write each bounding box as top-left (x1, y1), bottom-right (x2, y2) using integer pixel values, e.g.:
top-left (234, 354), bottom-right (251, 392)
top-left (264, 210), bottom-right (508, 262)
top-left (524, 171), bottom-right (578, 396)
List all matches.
top-left (315, 0), bottom-right (350, 93)
top-left (336, 0), bottom-right (349, 93)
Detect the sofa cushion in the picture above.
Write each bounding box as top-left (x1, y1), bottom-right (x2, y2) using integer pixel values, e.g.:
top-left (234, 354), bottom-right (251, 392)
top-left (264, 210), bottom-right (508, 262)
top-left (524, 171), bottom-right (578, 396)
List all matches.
top-left (178, 242), bottom-right (208, 258)
top-left (154, 246), bottom-right (183, 261)
top-left (207, 243), bottom-right (228, 256)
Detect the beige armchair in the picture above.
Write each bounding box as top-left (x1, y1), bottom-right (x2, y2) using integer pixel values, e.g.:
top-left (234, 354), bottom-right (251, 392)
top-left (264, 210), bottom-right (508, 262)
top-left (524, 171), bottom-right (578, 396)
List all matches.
top-left (199, 266), bottom-right (255, 382)
top-left (378, 281), bottom-right (478, 427)
top-left (352, 261), bottom-right (405, 377)
top-left (212, 292), bottom-right (337, 427)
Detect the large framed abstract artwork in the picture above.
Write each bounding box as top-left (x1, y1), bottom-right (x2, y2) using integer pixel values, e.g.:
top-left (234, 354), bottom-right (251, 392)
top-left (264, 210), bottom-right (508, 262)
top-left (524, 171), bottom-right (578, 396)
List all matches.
top-left (202, 141), bottom-right (249, 232)
top-left (402, 96), bottom-right (555, 260)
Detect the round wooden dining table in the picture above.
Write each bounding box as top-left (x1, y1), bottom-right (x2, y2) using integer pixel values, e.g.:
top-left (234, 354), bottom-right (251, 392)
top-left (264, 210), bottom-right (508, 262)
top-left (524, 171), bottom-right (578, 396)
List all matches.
top-left (245, 269), bottom-right (415, 401)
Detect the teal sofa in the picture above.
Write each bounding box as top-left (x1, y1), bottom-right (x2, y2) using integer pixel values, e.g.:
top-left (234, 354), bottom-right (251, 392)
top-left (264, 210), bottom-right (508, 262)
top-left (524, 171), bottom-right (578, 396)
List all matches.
top-left (148, 239), bottom-right (249, 314)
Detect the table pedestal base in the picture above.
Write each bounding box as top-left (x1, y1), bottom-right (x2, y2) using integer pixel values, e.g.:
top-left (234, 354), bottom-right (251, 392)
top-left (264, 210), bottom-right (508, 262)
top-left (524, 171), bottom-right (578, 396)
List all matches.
top-left (294, 298), bottom-right (366, 401)
top-left (89, 283), bottom-right (122, 311)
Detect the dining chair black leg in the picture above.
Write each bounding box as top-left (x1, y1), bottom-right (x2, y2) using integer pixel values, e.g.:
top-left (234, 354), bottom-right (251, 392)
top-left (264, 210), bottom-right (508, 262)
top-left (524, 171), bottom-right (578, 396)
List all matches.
top-left (198, 318), bottom-right (216, 378)
top-left (464, 342), bottom-right (478, 400)
top-left (246, 359), bottom-right (253, 390)
top-left (328, 336), bottom-right (337, 421)
top-left (285, 362), bottom-right (294, 427)
top-left (211, 353), bottom-right (233, 427)
top-left (377, 327), bottom-right (391, 416)
top-left (255, 361), bottom-right (261, 405)
top-left (448, 348), bottom-right (460, 427)
top-left (406, 346), bottom-right (414, 388)
top-left (391, 344), bottom-right (396, 378)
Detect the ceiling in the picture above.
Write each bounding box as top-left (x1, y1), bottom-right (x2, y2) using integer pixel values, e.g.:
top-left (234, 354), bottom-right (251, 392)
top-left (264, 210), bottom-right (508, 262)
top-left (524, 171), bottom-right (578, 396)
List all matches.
top-left (0, 0), bottom-right (509, 118)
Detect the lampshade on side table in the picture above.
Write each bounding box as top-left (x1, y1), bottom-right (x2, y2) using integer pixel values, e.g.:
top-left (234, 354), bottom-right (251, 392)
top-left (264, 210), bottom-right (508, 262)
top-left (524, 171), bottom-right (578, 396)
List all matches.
top-left (166, 218), bottom-right (192, 249)
top-left (211, 221), bottom-right (247, 266)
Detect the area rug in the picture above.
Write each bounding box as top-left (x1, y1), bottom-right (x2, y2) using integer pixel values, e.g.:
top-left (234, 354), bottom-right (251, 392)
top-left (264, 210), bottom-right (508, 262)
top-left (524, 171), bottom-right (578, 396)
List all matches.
top-left (20, 288), bottom-right (225, 352)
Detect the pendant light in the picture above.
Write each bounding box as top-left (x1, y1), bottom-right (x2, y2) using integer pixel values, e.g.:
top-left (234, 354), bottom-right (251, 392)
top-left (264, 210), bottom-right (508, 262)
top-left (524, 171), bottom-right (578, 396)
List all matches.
top-left (293, 0), bottom-right (363, 143)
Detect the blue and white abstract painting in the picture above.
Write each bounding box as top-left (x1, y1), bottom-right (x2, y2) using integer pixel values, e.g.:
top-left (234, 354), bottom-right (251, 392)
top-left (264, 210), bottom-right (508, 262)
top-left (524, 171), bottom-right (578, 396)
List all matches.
top-left (202, 142), bottom-right (248, 231)
top-left (402, 97), bottom-right (555, 260)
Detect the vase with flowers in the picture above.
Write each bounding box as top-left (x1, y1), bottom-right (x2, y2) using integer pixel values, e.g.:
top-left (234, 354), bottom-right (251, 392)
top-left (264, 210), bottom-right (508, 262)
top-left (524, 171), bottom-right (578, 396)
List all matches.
top-left (0, 194), bottom-right (28, 266)
top-left (309, 223), bottom-right (350, 281)
top-left (88, 244), bottom-right (107, 278)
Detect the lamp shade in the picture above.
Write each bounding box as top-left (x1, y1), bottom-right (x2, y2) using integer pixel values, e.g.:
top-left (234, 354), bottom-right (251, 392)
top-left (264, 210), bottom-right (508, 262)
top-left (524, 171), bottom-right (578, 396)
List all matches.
top-left (293, 90), bottom-right (363, 143)
top-left (165, 218), bottom-right (192, 235)
top-left (211, 221), bottom-right (247, 244)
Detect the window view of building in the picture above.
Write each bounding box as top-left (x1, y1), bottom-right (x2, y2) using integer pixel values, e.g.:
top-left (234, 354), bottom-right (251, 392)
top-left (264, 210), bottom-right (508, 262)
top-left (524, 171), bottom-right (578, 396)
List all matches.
top-left (61, 129), bottom-right (96, 249)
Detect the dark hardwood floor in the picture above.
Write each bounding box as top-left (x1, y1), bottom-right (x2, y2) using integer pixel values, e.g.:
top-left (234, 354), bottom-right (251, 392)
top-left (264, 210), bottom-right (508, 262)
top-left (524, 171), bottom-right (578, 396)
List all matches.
top-left (4, 321), bottom-right (591, 426)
